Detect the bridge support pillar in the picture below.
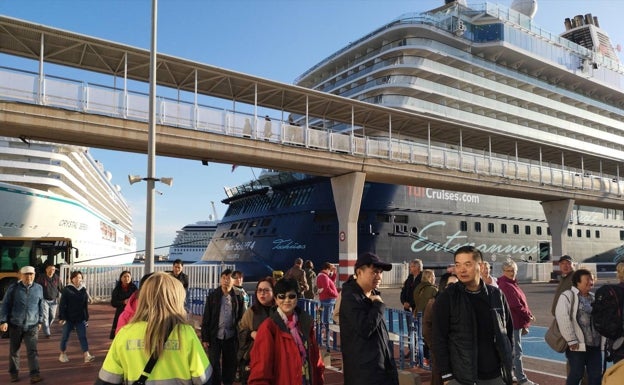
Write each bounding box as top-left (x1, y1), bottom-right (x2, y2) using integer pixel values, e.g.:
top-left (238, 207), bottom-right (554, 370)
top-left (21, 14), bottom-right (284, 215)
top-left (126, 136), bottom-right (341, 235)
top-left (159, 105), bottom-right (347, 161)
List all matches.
top-left (331, 172), bottom-right (365, 286)
top-left (541, 199), bottom-right (574, 259)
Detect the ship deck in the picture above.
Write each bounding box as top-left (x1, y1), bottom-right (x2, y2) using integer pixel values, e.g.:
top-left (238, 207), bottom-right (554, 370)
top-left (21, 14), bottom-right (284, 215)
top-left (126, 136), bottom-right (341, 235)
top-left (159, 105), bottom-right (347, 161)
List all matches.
top-left (0, 284), bottom-right (572, 385)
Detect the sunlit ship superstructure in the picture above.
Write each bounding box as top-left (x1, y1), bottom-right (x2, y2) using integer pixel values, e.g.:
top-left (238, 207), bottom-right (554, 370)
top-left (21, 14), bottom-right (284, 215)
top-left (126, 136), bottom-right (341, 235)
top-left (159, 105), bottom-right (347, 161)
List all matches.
top-left (201, 1), bottom-right (624, 279)
top-left (0, 137), bottom-right (136, 264)
top-left (169, 219), bottom-right (219, 263)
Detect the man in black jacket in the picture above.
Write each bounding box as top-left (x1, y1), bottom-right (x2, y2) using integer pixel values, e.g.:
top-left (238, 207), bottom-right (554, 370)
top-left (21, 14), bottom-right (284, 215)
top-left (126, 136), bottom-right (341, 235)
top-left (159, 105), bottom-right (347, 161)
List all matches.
top-left (201, 269), bottom-right (244, 385)
top-left (400, 259), bottom-right (422, 311)
top-left (433, 246), bottom-right (513, 385)
top-left (339, 252), bottom-right (399, 385)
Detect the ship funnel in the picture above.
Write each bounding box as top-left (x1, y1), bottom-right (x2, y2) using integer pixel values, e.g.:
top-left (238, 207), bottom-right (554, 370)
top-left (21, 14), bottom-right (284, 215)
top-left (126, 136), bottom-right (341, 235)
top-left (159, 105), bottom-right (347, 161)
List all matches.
top-left (564, 18), bottom-right (572, 31)
top-left (593, 16), bottom-right (600, 28)
top-left (574, 15), bottom-right (584, 28)
top-left (584, 14), bottom-right (593, 26)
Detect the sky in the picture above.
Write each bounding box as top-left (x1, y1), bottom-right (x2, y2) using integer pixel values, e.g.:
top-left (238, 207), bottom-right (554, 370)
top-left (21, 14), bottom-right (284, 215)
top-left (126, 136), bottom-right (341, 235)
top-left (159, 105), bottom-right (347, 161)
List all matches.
top-left (1, 0), bottom-right (622, 254)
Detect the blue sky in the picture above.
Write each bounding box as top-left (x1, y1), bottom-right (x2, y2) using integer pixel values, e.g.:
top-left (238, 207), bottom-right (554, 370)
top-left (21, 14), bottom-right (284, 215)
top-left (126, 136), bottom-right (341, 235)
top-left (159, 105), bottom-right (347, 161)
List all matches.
top-left (1, 0), bottom-right (622, 254)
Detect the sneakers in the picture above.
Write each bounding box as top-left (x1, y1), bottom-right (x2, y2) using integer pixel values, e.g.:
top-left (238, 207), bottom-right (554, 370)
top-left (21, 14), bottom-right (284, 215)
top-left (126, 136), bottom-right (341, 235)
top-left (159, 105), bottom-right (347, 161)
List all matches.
top-left (30, 374), bottom-right (43, 384)
top-left (59, 352), bottom-right (69, 362)
top-left (519, 381), bottom-right (539, 385)
top-left (84, 352), bottom-right (95, 362)
top-left (10, 373), bottom-right (19, 382)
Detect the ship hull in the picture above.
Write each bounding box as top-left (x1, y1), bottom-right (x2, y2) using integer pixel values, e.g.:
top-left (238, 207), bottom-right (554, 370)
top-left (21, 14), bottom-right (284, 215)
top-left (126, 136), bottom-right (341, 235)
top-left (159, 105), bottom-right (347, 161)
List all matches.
top-left (0, 182), bottom-right (135, 265)
top-left (202, 178), bottom-right (624, 280)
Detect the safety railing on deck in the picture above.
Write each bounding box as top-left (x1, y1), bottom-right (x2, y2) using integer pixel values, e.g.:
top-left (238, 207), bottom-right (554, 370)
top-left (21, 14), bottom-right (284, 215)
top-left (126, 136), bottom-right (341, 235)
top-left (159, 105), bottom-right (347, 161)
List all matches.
top-left (1, 65), bottom-right (622, 198)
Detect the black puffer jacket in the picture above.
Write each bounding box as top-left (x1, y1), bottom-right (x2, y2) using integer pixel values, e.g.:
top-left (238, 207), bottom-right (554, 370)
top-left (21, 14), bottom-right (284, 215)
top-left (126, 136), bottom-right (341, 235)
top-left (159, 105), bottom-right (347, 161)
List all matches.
top-left (433, 280), bottom-right (513, 385)
top-left (339, 278), bottom-right (398, 385)
top-left (59, 284), bottom-right (89, 323)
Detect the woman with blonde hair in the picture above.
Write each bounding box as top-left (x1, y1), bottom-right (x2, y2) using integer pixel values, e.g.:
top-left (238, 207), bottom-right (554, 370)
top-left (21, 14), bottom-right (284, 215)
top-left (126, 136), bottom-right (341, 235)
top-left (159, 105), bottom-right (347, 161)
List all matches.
top-left (95, 272), bottom-right (212, 385)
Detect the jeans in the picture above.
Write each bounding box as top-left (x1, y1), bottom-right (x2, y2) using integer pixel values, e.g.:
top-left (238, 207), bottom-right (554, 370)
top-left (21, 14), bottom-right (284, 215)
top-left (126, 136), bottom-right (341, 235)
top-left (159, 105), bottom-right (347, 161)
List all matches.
top-left (41, 299), bottom-right (58, 336)
top-left (565, 346), bottom-right (602, 385)
top-left (9, 324), bottom-right (40, 376)
top-left (60, 320), bottom-right (89, 352)
top-left (512, 328), bottom-right (528, 383)
top-left (320, 299), bottom-right (336, 347)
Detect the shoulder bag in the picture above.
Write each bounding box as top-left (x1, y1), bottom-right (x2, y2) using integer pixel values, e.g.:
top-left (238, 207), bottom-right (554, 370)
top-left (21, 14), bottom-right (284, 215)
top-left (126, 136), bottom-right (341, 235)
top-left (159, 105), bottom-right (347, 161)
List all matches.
top-left (545, 291), bottom-right (575, 353)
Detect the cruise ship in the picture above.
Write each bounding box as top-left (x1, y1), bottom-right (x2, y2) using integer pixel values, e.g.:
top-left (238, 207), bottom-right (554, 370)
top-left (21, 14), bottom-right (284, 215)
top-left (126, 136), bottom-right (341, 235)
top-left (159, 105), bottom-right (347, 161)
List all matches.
top-left (0, 136), bottom-right (136, 265)
top-left (169, 219), bottom-right (219, 264)
top-left (201, 0), bottom-right (624, 280)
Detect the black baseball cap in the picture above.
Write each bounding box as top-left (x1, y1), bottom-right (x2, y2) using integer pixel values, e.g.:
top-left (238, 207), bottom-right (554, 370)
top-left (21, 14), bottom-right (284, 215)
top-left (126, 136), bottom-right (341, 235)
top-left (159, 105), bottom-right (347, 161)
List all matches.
top-left (558, 255), bottom-right (573, 263)
top-left (354, 252), bottom-right (392, 271)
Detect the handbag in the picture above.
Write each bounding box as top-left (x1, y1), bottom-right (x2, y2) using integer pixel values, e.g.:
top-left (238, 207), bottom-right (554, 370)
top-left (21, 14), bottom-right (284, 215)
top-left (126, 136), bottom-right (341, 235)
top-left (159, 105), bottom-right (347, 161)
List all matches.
top-left (545, 291), bottom-right (576, 353)
top-left (544, 318), bottom-right (567, 353)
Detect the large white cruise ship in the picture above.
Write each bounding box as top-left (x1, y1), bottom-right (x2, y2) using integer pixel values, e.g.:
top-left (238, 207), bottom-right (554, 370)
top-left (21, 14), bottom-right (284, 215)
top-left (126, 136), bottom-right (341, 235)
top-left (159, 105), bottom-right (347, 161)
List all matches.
top-left (201, 0), bottom-right (624, 279)
top-left (0, 136), bottom-right (136, 265)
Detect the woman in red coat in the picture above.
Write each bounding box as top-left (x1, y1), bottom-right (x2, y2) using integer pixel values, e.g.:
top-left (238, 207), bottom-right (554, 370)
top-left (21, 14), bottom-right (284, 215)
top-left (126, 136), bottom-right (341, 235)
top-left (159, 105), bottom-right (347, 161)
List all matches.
top-left (248, 278), bottom-right (324, 385)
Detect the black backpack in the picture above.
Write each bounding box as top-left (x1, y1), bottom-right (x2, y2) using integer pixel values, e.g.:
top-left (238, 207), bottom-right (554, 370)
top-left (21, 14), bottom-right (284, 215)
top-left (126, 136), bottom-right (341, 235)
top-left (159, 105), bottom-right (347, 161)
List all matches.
top-left (592, 284), bottom-right (624, 340)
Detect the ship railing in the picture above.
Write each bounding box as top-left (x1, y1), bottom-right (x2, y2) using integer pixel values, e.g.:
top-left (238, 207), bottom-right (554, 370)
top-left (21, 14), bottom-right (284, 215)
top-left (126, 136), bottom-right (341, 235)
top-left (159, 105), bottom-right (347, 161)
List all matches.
top-left (1, 65), bottom-right (623, 199)
top-left (58, 263), bottom-right (233, 303)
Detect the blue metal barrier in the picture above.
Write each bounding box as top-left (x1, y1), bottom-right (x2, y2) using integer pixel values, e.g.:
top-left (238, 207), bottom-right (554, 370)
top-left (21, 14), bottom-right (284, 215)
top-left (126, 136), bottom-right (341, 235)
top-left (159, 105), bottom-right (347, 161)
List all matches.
top-left (296, 298), bottom-right (426, 370)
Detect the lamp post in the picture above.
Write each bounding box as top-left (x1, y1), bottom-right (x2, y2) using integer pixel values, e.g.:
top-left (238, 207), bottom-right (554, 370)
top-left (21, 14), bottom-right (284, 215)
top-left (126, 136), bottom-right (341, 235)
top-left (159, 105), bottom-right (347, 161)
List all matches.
top-left (128, 175), bottom-right (173, 272)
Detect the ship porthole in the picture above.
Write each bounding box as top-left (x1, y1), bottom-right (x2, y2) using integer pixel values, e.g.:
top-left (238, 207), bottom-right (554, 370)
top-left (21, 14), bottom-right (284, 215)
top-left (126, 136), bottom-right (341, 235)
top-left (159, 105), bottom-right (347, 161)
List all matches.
top-left (411, 227), bottom-right (418, 234)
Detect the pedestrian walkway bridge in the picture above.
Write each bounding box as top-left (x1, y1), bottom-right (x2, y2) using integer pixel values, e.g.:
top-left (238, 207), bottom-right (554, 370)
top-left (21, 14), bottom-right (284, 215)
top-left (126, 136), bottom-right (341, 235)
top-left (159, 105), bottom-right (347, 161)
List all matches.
top-left (1, 64), bottom-right (623, 209)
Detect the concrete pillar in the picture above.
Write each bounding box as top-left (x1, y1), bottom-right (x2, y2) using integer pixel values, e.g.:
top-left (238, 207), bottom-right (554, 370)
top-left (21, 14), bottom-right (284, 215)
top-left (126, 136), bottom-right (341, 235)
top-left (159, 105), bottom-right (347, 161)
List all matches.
top-left (540, 199), bottom-right (574, 258)
top-left (331, 172), bottom-right (365, 284)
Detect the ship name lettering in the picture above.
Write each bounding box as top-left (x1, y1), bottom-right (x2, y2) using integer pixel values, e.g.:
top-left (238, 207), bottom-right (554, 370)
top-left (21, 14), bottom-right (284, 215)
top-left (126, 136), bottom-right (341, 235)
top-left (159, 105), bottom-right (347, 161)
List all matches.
top-left (223, 241), bottom-right (256, 251)
top-left (410, 221), bottom-right (538, 257)
top-left (272, 239), bottom-right (306, 250)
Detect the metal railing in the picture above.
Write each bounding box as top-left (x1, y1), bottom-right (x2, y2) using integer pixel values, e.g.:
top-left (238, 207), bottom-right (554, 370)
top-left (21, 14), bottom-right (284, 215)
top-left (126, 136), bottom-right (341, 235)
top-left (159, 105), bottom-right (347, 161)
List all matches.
top-left (1, 65), bottom-right (622, 197)
top-left (59, 263), bottom-right (234, 303)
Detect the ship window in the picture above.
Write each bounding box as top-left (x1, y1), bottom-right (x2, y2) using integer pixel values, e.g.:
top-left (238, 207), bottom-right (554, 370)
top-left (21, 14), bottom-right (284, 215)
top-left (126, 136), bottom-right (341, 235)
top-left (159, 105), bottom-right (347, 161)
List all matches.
top-left (411, 227), bottom-right (418, 234)
top-left (577, 229), bottom-right (582, 237)
top-left (525, 225), bottom-right (531, 235)
top-left (620, 230), bottom-right (624, 241)
top-left (511, 225), bottom-right (518, 235)
top-left (568, 229), bottom-right (573, 237)
top-left (261, 218), bottom-right (271, 227)
top-left (595, 230), bottom-right (600, 239)
top-left (460, 221), bottom-right (468, 232)
top-left (501, 224), bottom-right (507, 234)
top-left (474, 222), bottom-right (481, 233)
top-left (488, 223), bottom-right (494, 233)
top-left (547, 227), bottom-right (551, 236)
top-left (586, 229), bottom-right (591, 238)
top-left (394, 215), bottom-right (408, 224)
top-left (229, 223), bottom-right (238, 230)
top-left (536, 226), bottom-right (542, 236)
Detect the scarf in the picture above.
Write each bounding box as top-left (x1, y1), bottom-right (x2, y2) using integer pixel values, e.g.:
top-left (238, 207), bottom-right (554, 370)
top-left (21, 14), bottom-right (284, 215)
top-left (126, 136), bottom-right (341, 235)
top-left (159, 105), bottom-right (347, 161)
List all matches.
top-left (277, 308), bottom-right (307, 361)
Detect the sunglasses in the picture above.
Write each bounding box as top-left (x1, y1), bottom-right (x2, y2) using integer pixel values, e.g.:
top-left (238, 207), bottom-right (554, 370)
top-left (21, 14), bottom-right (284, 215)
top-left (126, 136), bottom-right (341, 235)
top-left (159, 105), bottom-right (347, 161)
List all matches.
top-left (277, 293), bottom-right (297, 300)
top-left (257, 288), bottom-right (272, 294)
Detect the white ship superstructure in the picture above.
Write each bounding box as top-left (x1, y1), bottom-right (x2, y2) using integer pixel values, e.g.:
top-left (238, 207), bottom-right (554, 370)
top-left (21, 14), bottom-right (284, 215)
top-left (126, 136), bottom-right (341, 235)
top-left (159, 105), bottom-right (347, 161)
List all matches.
top-left (295, 0), bottom-right (624, 178)
top-left (0, 137), bottom-right (136, 264)
top-left (169, 220), bottom-right (219, 263)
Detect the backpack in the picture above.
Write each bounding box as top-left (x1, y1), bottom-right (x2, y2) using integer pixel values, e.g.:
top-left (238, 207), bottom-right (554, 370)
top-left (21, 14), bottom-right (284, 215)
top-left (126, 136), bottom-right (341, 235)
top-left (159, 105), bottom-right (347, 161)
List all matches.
top-left (592, 284), bottom-right (624, 340)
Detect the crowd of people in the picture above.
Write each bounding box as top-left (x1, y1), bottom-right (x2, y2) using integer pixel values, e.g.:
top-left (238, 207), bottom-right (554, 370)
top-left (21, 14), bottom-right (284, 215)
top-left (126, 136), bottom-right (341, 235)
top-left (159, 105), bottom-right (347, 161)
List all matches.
top-left (3, 253), bottom-right (624, 385)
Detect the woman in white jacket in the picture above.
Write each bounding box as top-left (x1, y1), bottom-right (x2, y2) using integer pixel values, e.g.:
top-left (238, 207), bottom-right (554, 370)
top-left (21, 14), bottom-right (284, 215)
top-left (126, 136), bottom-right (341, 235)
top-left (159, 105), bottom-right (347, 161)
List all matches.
top-left (555, 268), bottom-right (602, 385)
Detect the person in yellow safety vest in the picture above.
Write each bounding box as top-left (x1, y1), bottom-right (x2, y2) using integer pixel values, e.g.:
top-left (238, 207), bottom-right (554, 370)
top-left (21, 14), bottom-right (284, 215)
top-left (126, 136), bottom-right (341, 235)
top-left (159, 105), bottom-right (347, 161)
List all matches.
top-left (95, 272), bottom-right (212, 385)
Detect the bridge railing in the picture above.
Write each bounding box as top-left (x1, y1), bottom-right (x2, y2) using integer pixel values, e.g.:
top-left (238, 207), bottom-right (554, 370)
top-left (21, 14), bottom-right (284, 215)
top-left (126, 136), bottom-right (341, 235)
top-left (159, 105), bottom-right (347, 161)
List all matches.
top-left (1, 65), bottom-right (622, 197)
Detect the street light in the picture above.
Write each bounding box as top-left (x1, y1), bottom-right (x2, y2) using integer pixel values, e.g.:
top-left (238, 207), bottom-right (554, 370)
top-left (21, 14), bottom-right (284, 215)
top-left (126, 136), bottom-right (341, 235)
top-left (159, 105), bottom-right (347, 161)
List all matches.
top-left (128, 175), bottom-right (173, 187)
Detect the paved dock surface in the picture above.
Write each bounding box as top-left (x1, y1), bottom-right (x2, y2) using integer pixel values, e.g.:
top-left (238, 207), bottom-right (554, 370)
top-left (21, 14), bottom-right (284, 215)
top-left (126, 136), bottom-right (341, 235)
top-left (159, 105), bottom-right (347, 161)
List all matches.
top-left (0, 281), bottom-right (600, 385)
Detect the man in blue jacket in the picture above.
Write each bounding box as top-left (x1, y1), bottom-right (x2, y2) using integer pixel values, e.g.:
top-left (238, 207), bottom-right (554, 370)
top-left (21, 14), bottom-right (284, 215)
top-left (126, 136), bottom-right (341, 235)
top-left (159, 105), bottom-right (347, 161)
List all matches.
top-left (0, 265), bottom-right (45, 383)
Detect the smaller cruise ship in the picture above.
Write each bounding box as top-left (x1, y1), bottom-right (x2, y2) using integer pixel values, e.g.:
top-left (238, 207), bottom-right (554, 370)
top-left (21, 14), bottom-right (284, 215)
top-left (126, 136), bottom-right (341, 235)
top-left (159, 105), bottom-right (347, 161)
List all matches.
top-left (169, 204), bottom-right (220, 263)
